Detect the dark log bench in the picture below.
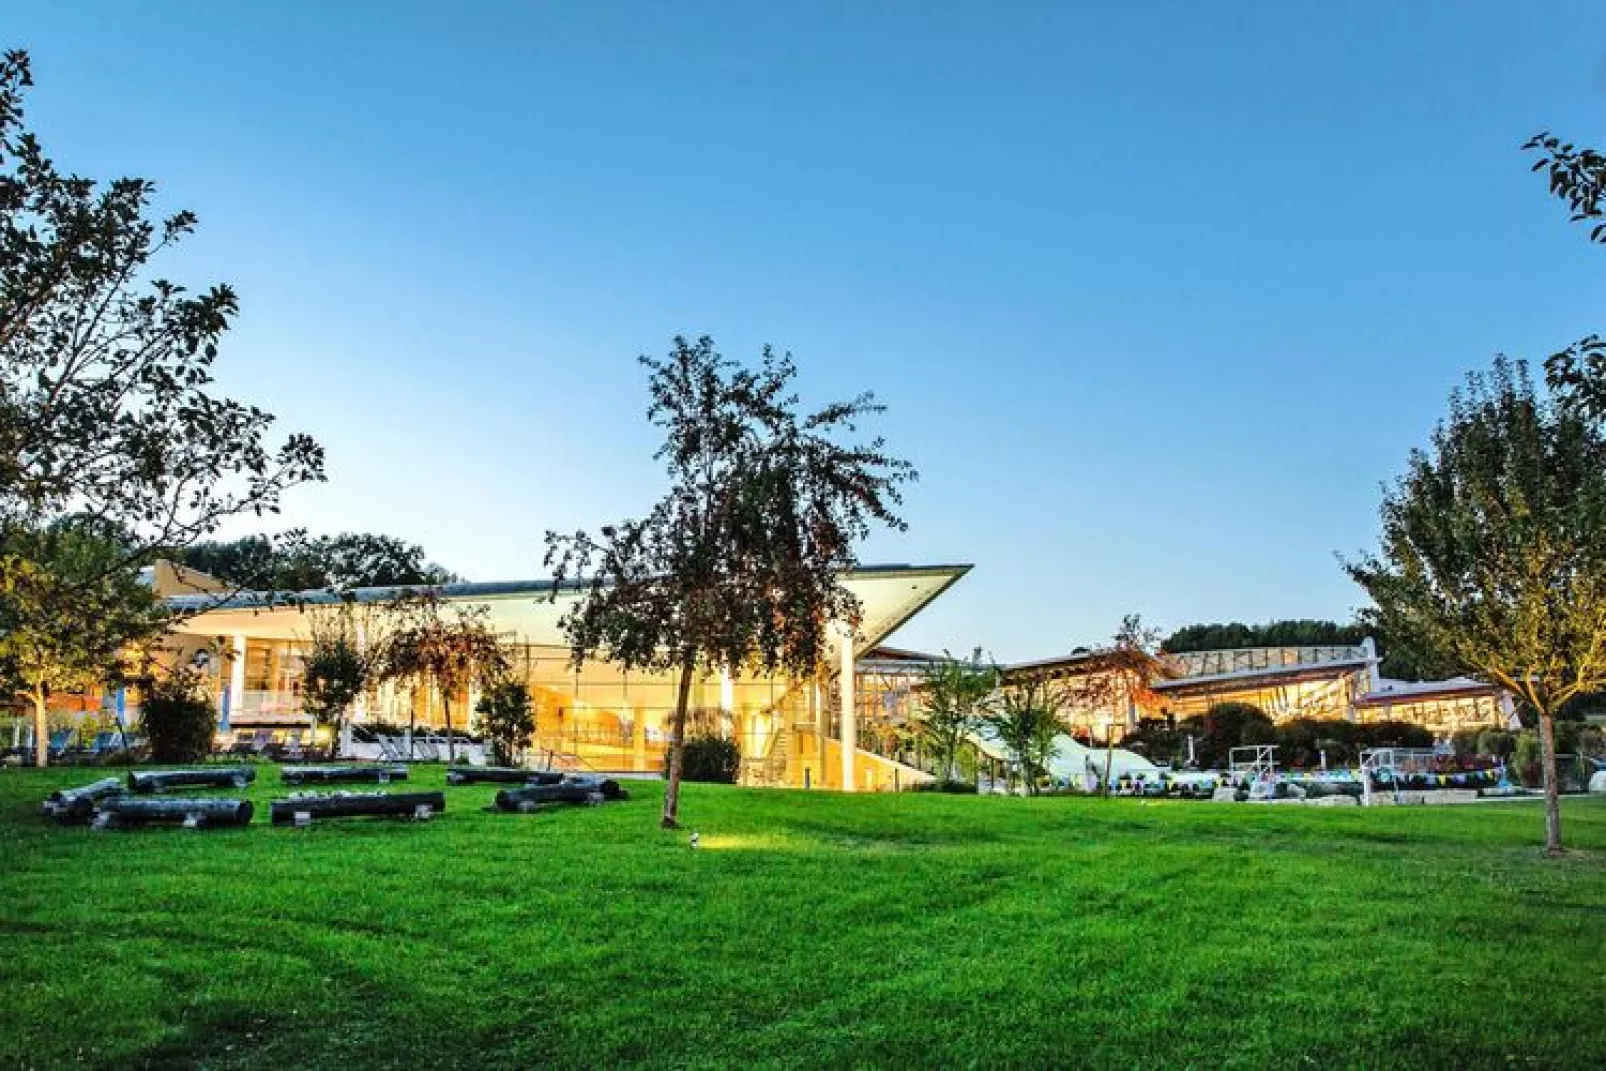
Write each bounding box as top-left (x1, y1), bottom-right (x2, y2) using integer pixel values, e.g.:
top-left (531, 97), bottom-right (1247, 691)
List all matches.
top-left (280, 765), bottom-right (408, 786)
top-left (269, 791), bottom-right (446, 825)
top-left (97, 796), bottom-right (254, 828)
top-left (493, 776), bottom-right (626, 812)
top-left (445, 767), bottom-right (563, 786)
top-left (128, 767), bottom-right (256, 793)
top-left (41, 777), bottom-right (124, 822)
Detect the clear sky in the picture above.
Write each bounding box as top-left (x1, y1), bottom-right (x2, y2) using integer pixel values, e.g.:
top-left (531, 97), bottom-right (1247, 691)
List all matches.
top-left (10, 2), bottom-right (1606, 660)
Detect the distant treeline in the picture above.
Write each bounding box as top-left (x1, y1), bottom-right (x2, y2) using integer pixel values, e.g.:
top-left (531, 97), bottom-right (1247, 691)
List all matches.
top-left (1160, 619), bottom-right (1369, 654)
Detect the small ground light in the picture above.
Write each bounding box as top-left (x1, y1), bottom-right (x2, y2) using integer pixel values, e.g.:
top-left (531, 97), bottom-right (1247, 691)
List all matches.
top-left (689, 831), bottom-right (700, 849)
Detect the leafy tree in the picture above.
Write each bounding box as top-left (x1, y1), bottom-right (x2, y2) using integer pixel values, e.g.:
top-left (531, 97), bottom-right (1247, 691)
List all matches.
top-left (1346, 358), bottom-right (1606, 854)
top-left (1161, 619), bottom-right (1368, 654)
top-left (0, 518), bottom-right (166, 766)
top-left (140, 665), bottom-right (217, 763)
top-left (301, 600), bottom-right (392, 758)
top-left (986, 677), bottom-right (1064, 794)
top-left (545, 336), bottom-right (915, 828)
top-left (475, 680), bottom-right (534, 766)
top-left (916, 649), bottom-right (998, 782)
top-left (1523, 134), bottom-right (1606, 421)
top-left (1063, 615), bottom-right (1162, 794)
top-left (177, 532), bottom-right (457, 590)
top-left (382, 590), bottom-right (508, 762)
top-left (0, 49), bottom-right (324, 584)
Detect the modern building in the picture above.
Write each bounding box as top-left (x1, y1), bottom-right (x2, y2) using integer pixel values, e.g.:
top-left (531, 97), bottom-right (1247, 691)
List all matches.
top-left (156, 562), bottom-right (971, 791)
top-left (1150, 641), bottom-right (1512, 734)
top-left (993, 640), bottom-right (1511, 743)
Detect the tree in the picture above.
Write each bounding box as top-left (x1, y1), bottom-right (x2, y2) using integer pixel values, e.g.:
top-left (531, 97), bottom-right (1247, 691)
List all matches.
top-left (177, 532), bottom-right (457, 591)
top-left (381, 590), bottom-right (508, 762)
top-left (1064, 615), bottom-right (1162, 795)
top-left (300, 599), bottom-right (392, 758)
top-left (916, 649), bottom-right (997, 782)
top-left (475, 680), bottom-right (534, 766)
top-left (0, 518), bottom-right (167, 766)
top-left (0, 49), bottom-right (324, 576)
top-left (1523, 134), bottom-right (1606, 420)
top-left (545, 336), bottom-right (915, 828)
top-left (986, 677), bottom-right (1064, 794)
top-left (1346, 358), bottom-right (1606, 855)
top-left (1161, 619), bottom-right (1367, 654)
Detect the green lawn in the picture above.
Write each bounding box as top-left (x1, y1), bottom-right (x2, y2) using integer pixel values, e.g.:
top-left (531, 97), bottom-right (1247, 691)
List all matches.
top-left (1, 767), bottom-right (1602, 1070)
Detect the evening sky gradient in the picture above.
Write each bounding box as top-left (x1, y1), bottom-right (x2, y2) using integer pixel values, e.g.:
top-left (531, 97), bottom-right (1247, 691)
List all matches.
top-left (10, 2), bottom-right (1606, 659)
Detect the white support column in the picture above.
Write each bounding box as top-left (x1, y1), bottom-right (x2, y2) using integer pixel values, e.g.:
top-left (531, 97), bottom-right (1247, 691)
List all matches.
top-left (719, 666), bottom-right (735, 738)
top-left (838, 629), bottom-right (857, 792)
top-left (229, 634), bottom-right (247, 729)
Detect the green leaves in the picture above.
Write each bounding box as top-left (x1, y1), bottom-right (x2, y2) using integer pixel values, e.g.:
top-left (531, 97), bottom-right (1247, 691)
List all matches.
top-left (544, 335), bottom-right (917, 682)
top-left (0, 47), bottom-right (325, 575)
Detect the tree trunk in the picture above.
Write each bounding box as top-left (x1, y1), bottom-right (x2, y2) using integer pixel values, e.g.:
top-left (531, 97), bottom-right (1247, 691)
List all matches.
top-left (1101, 733), bottom-right (1115, 798)
top-left (1538, 709), bottom-right (1564, 856)
top-left (661, 651), bottom-right (696, 829)
top-left (32, 680), bottom-right (48, 769)
top-left (407, 686), bottom-right (417, 760)
top-left (443, 693), bottom-right (455, 764)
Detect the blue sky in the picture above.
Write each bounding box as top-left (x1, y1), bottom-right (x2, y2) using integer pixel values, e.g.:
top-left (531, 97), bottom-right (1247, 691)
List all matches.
top-left (11, 2), bottom-right (1606, 659)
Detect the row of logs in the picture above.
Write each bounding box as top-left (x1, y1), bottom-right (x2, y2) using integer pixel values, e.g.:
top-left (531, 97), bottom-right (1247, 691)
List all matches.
top-left (42, 765), bottom-right (627, 827)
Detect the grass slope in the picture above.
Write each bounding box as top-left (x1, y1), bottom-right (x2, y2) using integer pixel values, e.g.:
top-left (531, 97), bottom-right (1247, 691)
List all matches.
top-left (0, 767), bottom-right (1602, 1069)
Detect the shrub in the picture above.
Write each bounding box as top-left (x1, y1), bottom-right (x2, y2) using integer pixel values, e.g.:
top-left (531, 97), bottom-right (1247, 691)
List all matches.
top-left (1271, 718), bottom-right (1361, 768)
top-left (140, 675), bottom-right (217, 763)
top-left (665, 735), bottom-right (741, 784)
top-left (1180, 702), bottom-right (1275, 769)
top-left (1125, 717), bottom-right (1185, 765)
top-left (475, 681), bottom-right (534, 766)
top-left (1354, 720), bottom-right (1433, 750)
top-left (909, 778), bottom-right (979, 794)
top-left (1476, 728), bottom-right (1516, 759)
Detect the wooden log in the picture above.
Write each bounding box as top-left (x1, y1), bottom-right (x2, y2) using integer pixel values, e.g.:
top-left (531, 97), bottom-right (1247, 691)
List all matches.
top-left (280, 765), bottom-right (409, 786)
top-left (128, 767), bottom-right (256, 793)
top-left (445, 767), bottom-right (564, 786)
top-left (42, 777), bottom-right (125, 822)
top-left (563, 774), bottom-right (627, 800)
top-left (98, 796), bottom-right (254, 828)
top-left (269, 791), bottom-right (446, 825)
top-left (494, 780), bottom-right (615, 811)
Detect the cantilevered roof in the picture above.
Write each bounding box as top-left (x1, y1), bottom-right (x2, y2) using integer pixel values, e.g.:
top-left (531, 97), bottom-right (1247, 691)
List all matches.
top-left (1149, 656), bottom-right (1373, 693)
top-left (1354, 676), bottom-right (1499, 707)
top-left (165, 563), bottom-right (971, 654)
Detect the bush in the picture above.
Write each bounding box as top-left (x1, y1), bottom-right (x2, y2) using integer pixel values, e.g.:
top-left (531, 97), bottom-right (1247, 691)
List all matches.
top-left (1179, 702), bottom-right (1275, 769)
top-left (140, 676), bottom-right (217, 763)
top-left (1124, 717), bottom-right (1185, 766)
top-left (475, 681), bottom-right (534, 766)
top-left (1275, 718), bottom-right (1361, 768)
top-left (1354, 720), bottom-right (1433, 751)
top-left (666, 735), bottom-right (740, 784)
top-left (909, 778), bottom-right (979, 794)
top-left (1476, 728), bottom-right (1516, 759)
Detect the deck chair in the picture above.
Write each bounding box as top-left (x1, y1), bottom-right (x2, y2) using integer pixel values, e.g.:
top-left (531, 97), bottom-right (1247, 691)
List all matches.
top-left (48, 730), bottom-right (74, 760)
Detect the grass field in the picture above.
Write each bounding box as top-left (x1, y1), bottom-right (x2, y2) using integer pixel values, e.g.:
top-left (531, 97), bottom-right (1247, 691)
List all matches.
top-left (1, 767), bottom-right (1603, 1070)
